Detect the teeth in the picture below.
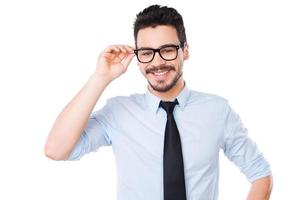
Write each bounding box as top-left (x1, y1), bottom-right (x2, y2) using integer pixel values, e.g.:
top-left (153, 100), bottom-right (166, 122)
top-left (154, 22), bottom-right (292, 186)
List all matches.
top-left (153, 70), bottom-right (169, 76)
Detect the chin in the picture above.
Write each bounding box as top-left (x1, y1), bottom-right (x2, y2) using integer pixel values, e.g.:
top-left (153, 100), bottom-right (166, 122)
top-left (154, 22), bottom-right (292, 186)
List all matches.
top-left (148, 81), bottom-right (176, 92)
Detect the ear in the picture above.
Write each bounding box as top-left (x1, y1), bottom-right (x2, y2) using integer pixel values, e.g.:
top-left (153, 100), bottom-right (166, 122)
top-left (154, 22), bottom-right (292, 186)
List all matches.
top-left (183, 42), bottom-right (190, 60)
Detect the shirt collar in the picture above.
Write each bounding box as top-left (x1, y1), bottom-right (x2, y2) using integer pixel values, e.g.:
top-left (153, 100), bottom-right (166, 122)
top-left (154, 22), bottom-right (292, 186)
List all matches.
top-left (144, 82), bottom-right (190, 114)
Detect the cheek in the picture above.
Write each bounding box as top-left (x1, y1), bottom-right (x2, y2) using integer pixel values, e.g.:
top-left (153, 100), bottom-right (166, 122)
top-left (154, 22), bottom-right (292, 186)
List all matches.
top-left (177, 55), bottom-right (184, 67)
top-left (172, 58), bottom-right (182, 68)
top-left (138, 64), bottom-right (147, 76)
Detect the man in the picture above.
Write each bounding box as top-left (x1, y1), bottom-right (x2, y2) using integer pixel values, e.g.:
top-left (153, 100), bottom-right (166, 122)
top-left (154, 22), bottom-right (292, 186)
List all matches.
top-left (45, 5), bottom-right (272, 200)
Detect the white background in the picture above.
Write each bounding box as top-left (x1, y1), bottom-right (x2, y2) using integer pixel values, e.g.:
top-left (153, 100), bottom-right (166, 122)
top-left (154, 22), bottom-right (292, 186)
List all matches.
top-left (0, 0), bottom-right (299, 199)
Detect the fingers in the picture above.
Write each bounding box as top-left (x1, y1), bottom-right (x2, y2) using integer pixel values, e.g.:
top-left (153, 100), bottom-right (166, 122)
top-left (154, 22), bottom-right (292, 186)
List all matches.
top-left (101, 44), bottom-right (136, 68)
top-left (121, 53), bottom-right (135, 68)
top-left (103, 45), bottom-right (135, 55)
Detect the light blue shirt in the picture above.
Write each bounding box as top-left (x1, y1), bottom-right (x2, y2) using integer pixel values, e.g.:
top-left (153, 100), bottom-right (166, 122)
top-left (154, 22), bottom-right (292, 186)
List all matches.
top-left (68, 84), bottom-right (271, 200)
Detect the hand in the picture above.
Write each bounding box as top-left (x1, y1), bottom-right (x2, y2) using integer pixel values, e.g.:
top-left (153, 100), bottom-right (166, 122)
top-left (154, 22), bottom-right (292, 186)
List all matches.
top-left (95, 45), bottom-right (135, 81)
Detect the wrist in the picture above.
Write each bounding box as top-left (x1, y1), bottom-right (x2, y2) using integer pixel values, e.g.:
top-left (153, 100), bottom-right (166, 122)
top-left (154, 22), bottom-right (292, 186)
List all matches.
top-left (90, 72), bottom-right (113, 85)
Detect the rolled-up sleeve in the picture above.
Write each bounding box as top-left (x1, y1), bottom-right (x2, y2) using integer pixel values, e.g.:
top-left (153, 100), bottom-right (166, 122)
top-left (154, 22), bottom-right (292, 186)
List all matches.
top-left (68, 99), bottom-right (113, 161)
top-left (222, 102), bottom-right (272, 182)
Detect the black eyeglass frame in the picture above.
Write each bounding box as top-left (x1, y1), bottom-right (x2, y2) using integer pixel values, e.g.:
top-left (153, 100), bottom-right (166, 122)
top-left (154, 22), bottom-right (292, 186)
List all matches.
top-left (134, 43), bottom-right (184, 63)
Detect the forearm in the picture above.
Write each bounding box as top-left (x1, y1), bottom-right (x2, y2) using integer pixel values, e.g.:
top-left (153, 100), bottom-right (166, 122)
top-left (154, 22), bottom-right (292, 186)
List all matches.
top-left (44, 73), bottom-right (112, 160)
top-left (247, 175), bottom-right (273, 200)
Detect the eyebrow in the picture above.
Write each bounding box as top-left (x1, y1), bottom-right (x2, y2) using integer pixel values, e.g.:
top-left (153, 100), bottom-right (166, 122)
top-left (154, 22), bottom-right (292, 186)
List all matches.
top-left (137, 43), bottom-right (178, 50)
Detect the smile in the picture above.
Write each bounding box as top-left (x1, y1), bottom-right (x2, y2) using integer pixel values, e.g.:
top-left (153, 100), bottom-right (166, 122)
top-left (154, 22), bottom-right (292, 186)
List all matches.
top-left (152, 70), bottom-right (170, 76)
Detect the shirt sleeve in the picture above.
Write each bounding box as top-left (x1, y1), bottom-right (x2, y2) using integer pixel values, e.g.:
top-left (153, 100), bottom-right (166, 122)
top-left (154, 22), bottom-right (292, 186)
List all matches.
top-left (67, 99), bottom-right (113, 161)
top-left (222, 101), bottom-right (272, 182)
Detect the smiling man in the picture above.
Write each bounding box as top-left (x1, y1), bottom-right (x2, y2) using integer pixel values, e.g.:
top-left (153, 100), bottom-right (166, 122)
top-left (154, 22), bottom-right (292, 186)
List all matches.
top-left (45, 5), bottom-right (272, 200)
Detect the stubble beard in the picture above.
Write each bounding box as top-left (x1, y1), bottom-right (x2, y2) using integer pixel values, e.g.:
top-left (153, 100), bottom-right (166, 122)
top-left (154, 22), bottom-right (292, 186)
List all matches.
top-left (147, 64), bottom-right (183, 93)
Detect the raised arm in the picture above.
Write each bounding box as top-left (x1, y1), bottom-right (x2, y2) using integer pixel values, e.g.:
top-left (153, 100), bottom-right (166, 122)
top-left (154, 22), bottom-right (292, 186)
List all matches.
top-left (44, 45), bottom-right (135, 160)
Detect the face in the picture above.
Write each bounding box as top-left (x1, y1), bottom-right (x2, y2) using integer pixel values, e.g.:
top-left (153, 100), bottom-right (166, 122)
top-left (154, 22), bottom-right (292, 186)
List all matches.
top-left (136, 25), bottom-right (189, 92)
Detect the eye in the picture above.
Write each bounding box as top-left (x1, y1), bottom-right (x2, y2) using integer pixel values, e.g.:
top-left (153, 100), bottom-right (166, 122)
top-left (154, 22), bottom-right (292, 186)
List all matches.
top-left (140, 50), bottom-right (153, 56)
top-left (161, 47), bottom-right (175, 54)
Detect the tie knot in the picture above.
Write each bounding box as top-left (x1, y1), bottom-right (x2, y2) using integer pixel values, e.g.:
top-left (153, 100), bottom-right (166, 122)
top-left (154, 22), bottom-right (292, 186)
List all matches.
top-left (159, 99), bottom-right (179, 115)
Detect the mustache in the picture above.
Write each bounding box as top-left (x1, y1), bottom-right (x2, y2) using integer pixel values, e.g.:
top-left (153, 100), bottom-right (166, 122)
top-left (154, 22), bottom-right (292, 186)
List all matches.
top-left (145, 65), bottom-right (175, 74)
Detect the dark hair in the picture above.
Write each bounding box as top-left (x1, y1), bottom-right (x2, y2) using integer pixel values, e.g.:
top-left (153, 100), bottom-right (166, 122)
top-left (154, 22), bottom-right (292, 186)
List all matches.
top-left (133, 5), bottom-right (187, 47)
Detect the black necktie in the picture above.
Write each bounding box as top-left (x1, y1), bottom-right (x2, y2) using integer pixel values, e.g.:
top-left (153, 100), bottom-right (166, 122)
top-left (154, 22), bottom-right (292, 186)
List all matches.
top-left (160, 99), bottom-right (187, 200)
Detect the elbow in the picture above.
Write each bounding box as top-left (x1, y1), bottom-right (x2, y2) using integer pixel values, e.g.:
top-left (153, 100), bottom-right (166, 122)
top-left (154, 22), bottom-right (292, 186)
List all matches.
top-left (44, 142), bottom-right (68, 161)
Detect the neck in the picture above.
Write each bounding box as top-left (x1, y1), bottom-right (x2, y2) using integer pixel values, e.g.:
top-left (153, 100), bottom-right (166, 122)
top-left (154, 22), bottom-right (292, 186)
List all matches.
top-left (148, 78), bottom-right (185, 101)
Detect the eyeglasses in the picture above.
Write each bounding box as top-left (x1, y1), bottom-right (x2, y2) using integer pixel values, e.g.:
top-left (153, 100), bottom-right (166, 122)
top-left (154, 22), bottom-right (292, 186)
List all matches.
top-left (134, 43), bottom-right (184, 63)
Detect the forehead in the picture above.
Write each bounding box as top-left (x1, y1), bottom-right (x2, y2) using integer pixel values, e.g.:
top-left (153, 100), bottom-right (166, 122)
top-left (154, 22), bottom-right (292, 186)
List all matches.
top-left (136, 25), bottom-right (180, 48)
